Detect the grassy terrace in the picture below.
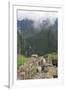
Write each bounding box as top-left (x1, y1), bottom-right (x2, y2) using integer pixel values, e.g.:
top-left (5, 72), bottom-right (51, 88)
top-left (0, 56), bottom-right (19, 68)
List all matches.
top-left (17, 55), bottom-right (27, 69)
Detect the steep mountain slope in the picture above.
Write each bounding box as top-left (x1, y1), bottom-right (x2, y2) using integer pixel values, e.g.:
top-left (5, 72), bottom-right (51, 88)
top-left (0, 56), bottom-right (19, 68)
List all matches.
top-left (17, 18), bottom-right (58, 55)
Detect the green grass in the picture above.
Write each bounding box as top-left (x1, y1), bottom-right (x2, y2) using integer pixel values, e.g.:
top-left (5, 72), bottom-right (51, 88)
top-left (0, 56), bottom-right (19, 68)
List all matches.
top-left (17, 55), bottom-right (27, 69)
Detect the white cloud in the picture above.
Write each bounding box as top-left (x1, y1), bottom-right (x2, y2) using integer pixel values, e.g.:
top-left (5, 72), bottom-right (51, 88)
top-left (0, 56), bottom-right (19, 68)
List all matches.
top-left (17, 10), bottom-right (58, 22)
top-left (17, 10), bottom-right (58, 29)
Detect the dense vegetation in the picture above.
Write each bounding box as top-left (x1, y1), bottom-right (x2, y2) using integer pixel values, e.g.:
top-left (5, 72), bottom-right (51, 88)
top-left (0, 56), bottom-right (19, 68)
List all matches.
top-left (17, 18), bottom-right (58, 56)
top-left (17, 55), bottom-right (27, 68)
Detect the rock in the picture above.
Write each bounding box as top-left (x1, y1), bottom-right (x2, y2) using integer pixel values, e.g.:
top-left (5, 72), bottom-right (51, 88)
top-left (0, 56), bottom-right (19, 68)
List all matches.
top-left (20, 72), bottom-right (25, 79)
top-left (31, 54), bottom-right (38, 58)
top-left (39, 57), bottom-right (46, 66)
top-left (46, 66), bottom-right (58, 78)
top-left (36, 66), bottom-right (42, 73)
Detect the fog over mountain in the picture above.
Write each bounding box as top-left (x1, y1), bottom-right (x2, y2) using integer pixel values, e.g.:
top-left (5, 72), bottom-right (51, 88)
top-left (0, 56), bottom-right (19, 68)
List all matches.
top-left (17, 10), bottom-right (58, 55)
top-left (18, 10), bottom-right (57, 21)
top-left (17, 10), bottom-right (57, 30)
top-left (17, 18), bottom-right (56, 32)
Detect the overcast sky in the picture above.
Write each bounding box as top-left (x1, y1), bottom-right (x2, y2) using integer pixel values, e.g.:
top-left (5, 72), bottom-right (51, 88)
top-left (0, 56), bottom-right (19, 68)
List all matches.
top-left (17, 10), bottom-right (58, 30)
top-left (17, 10), bottom-right (58, 23)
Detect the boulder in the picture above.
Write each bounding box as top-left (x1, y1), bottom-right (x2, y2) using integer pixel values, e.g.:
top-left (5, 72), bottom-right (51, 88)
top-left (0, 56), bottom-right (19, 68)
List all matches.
top-left (36, 66), bottom-right (42, 73)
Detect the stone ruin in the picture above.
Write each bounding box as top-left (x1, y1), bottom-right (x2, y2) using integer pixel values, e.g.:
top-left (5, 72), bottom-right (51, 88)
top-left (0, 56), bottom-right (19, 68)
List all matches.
top-left (17, 55), bottom-right (58, 79)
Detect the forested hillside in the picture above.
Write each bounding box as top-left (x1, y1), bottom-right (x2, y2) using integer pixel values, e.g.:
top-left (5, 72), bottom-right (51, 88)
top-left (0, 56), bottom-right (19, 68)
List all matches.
top-left (17, 18), bottom-right (58, 56)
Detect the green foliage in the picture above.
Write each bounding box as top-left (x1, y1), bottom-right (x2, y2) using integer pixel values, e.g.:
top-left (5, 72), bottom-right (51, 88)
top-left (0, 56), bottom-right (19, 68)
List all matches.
top-left (17, 55), bottom-right (27, 69)
top-left (17, 19), bottom-right (58, 56)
